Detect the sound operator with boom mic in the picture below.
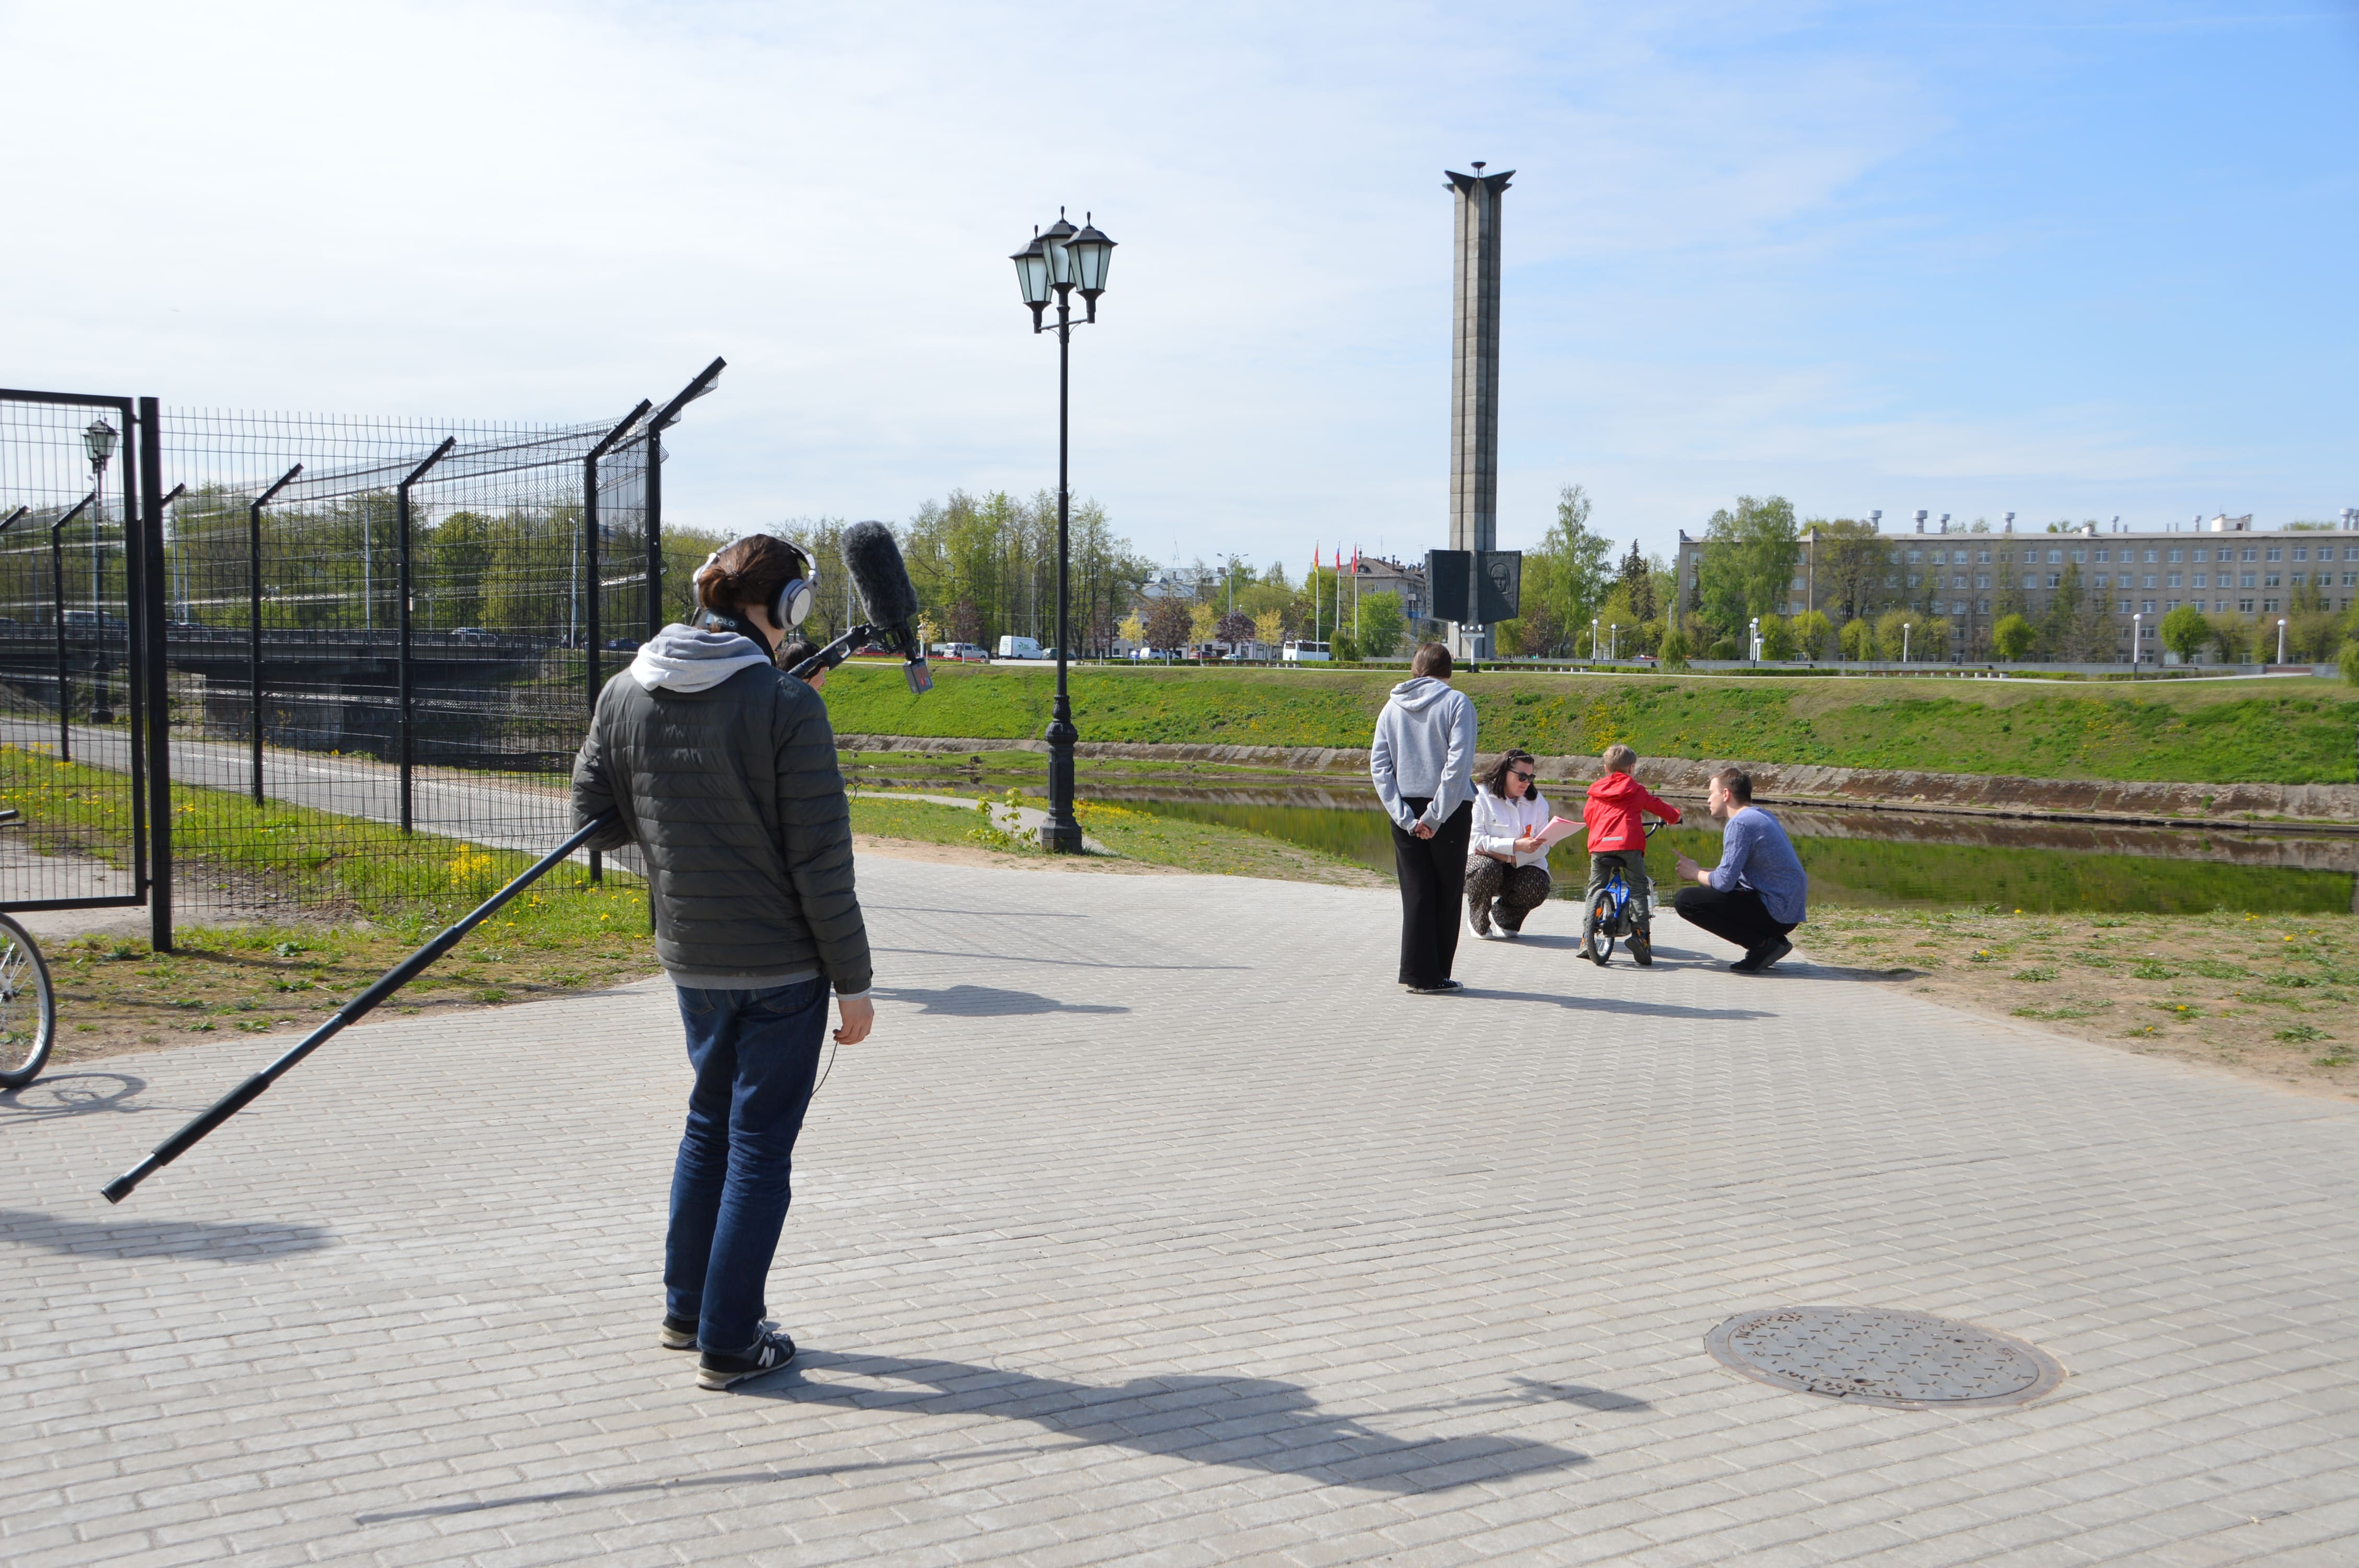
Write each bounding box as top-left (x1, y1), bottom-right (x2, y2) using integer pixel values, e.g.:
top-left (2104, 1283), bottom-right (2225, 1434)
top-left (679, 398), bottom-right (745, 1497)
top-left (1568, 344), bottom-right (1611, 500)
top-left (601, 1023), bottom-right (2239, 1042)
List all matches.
top-left (570, 533), bottom-right (875, 1391)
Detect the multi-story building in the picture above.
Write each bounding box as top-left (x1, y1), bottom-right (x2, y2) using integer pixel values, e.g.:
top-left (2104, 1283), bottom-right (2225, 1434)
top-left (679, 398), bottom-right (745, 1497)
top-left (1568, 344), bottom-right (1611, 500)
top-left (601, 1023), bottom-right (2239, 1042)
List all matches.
top-left (1675, 512), bottom-right (2359, 658)
top-left (1349, 555), bottom-right (1428, 622)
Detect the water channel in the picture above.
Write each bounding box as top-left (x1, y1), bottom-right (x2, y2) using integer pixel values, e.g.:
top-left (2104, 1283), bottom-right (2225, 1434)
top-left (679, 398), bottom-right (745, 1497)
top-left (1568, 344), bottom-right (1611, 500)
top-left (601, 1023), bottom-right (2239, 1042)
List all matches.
top-left (845, 765), bottom-right (2359, 915)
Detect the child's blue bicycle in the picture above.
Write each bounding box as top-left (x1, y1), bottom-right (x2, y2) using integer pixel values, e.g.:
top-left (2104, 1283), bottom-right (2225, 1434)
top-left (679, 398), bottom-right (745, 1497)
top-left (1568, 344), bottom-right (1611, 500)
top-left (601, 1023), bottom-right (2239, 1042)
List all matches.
top-left (1584, 821), bottom-right (1662, 969)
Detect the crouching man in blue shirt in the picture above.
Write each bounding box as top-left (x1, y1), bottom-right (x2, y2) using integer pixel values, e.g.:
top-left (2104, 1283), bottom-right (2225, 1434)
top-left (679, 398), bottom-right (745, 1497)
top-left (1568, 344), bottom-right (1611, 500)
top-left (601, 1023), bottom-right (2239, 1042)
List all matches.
top-left (1670, 766), bottom-right (1807, 974)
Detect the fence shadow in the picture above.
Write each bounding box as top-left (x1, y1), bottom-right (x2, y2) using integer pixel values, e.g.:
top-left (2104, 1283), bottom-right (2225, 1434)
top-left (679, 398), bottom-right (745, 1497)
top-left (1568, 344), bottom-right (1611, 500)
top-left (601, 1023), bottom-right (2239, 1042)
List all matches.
top-left (742, 1350), bottom-right (1591, 1494)
top-left (0, 1208), bottom-right (335, 1262)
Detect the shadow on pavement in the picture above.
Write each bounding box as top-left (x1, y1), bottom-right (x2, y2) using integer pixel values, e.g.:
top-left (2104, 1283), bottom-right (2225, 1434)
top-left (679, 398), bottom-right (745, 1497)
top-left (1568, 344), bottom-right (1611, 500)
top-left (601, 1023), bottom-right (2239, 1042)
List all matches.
top-left (743, 1350), bottom-right (1591, 1493)
top-left (0, 1208), bottom-right (335, 1262)
top-left (1465, 989), bottom-right (1772, 1020)
top-left (0, 1071), bottom-right (147, 1120)
top-left (874, 984), bottom-right (1127, 1018)
top-left (876, 944), bottom-right (1245, 973)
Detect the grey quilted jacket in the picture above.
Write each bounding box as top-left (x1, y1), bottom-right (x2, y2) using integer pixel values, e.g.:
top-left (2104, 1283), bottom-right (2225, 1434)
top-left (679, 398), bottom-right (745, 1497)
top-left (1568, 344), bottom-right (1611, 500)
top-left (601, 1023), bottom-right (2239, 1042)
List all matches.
top-left (570, 624), bottom-right (872, 995)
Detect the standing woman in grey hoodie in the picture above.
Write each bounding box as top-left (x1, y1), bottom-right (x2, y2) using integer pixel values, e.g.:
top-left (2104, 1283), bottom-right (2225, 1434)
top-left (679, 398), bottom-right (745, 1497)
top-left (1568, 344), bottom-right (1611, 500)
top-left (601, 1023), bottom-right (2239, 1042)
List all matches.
top-left (1370, 642), bottom-right (1479, 993)
top-left (572, 535), bottom-right (874, 1391)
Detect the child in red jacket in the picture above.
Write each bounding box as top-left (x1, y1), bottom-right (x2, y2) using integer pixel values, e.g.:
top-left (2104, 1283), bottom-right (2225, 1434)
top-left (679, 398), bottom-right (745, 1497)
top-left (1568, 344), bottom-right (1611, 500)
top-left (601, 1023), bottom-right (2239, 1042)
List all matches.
top-left (1582, 743), bottom-right (1682, 964)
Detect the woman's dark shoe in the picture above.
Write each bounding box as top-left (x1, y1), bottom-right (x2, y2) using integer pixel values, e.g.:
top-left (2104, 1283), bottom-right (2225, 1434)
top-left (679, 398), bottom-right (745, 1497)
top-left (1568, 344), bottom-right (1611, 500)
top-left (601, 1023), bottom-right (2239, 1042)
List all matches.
top-left (698, 1327), bottom-right (798, 1390)
top-left (1407, 979), bottom-right (1463, 994)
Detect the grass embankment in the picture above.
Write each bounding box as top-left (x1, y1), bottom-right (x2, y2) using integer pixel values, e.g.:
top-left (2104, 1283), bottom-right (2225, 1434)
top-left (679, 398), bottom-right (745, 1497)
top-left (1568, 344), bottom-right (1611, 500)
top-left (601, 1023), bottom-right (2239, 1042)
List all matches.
top-left (822, 664), bottom-right (2359, 785)
top-left (1801, 908), bottom-right (2356, 1097)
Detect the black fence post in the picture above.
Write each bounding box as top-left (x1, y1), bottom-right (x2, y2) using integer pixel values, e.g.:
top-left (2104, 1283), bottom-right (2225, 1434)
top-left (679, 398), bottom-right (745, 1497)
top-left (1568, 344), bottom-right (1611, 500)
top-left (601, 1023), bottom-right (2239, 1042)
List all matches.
top-left (248, 465), bottom-right (302, 806)
top-left (643, 359), bottom-right (725, 646)
top-left (580, 401), bottom-right (647, 889)
top-left (138, 398), bottom-right (170, 953)
top-left (48, 492), bottom-right (93, 761)
top-left (395, 439), bottom-right (456, 833)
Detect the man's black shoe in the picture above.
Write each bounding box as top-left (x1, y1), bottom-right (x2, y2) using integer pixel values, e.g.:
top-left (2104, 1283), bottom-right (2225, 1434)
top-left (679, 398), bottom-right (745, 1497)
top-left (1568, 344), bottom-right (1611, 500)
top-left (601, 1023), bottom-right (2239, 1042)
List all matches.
top-left (1731, 935), bottom-right (1793, 974)
top-left (698, 1327), bottom-right (798, 1390)
top-left (1757, 936), bottom-right (1793, 971)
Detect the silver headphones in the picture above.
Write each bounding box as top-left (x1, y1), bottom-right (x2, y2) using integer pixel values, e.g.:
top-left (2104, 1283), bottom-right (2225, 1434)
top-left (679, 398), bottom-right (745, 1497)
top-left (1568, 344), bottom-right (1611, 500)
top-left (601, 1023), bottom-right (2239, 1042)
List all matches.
top-left (695, 540), bottom-right (817, 632)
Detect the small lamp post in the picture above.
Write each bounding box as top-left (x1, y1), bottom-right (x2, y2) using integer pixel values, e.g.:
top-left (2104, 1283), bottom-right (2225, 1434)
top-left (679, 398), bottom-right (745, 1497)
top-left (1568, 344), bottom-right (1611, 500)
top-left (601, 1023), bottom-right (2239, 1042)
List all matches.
top-left (83, 418), bottom-right (120, 724)
top-left (1591, 616), bottom-right (1600, 662)
top-left (1011, 207), bottom-right (1116, 852)
top-left (1901, 621), bottom-right (1911, 664)
top-left (2131, 611), bottom-right (2142, 676)
top-left (1749, 615), bottom-right (1760, 666)
top-left (2276, 617), bottom-right (2288, 665)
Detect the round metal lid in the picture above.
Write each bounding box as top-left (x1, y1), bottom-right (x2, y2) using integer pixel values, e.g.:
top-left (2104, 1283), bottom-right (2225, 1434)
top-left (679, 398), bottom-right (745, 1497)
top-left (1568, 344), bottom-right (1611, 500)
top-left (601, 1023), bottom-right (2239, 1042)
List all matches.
top-left (1708, 1306), bottom-right (2066, 1410)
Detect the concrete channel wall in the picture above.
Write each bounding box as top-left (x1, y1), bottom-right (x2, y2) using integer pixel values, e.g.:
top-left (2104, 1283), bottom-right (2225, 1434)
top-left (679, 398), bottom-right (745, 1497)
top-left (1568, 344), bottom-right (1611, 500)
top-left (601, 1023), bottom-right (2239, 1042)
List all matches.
top-left (837, 733), bottom-right (2359, 827)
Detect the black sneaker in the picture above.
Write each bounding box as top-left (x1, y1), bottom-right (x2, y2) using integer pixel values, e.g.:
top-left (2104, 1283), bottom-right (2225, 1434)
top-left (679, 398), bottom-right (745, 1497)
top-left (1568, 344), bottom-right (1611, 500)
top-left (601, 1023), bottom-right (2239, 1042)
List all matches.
top-left (662, 1305), bottom-right (774, 1351)
top-left (1407, 979), bottom-right (1462, 995)
top-left (698, 1328), bottom-right (798, 1390)
top-left (1757, 936), bottom-right (1793, 970)
top-left (1732, 937), bottom-right (1791, 974)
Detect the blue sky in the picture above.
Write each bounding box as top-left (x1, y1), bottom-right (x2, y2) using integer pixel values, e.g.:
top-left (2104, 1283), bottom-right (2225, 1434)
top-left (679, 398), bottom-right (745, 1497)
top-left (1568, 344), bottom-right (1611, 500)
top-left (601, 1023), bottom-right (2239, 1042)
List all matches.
top-left (5, 1), bottom-right (2353, 570)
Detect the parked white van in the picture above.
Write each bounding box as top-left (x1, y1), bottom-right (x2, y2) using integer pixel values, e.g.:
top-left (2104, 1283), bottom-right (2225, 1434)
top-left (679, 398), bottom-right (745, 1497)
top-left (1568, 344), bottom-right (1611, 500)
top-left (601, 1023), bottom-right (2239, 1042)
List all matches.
top-left (1281, 640), bottom-right (1331, 663)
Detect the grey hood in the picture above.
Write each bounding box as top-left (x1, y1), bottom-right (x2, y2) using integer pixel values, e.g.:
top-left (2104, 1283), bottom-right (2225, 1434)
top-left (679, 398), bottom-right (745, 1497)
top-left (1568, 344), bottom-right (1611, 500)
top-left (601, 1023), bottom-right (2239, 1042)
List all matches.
top-left (628, 623), bottom-right (773, 694)
top-left (1369, 676), bottom-right (1478, 832)
top-left (1387, 675), bottom-right (1456, 713)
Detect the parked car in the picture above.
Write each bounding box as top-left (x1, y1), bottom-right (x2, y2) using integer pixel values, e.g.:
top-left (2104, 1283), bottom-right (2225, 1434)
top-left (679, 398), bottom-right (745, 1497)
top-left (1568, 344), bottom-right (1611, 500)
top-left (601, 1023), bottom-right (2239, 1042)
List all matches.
top-left (602, 637), bottom-right (642, 652)
top-left (450, 627), bottom-right (497, 645)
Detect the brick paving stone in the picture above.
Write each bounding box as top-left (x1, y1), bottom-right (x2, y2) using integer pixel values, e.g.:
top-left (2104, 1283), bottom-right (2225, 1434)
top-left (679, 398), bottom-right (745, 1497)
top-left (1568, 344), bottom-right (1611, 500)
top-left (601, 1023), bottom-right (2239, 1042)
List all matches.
top-left (6, 856), bottom-right (2359, 1565)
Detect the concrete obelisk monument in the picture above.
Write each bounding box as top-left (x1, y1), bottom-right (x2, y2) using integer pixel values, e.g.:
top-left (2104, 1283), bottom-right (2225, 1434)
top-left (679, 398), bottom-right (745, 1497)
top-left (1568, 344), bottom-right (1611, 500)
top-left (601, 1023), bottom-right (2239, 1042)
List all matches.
top-left (1446, 162), bottom-right (1511, 660)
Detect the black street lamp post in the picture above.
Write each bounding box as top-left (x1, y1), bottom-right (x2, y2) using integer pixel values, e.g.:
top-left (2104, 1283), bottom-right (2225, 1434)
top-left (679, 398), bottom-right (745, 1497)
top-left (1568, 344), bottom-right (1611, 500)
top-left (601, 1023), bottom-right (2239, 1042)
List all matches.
top-left (1011, 208), bottom-right (1116, 853)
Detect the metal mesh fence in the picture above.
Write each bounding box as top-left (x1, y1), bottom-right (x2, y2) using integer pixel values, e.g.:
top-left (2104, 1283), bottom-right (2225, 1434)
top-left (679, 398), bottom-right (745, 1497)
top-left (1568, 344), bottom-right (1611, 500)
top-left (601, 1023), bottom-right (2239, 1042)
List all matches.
top-left (0, 393), bottom-right (146, 907)
top-left (149, 409), bottom-right (649, 919)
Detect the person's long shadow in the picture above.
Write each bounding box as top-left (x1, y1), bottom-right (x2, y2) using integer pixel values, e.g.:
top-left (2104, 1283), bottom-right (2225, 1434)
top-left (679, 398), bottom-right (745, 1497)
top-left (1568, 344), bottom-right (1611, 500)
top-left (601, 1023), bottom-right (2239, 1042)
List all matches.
top-left (0, 1209), bottom-right (335, 1262)
top-left (1463, 989), bottom-right (1772, 1020)
top-left (872, 984), bottom-right (1128, 1018)
top-left (741, 1350), bottom-right (1593, 1493)
top-left (0, 1071), bottom-right (146, 1121)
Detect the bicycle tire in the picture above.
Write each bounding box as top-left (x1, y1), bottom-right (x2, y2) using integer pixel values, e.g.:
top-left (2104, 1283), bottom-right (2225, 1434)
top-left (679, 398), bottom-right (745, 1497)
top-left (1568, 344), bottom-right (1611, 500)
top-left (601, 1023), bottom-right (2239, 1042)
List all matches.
top-left (0, 912), bottom-right (56, 1090)
top-left (1586, 895), bottom-right (1617, 966)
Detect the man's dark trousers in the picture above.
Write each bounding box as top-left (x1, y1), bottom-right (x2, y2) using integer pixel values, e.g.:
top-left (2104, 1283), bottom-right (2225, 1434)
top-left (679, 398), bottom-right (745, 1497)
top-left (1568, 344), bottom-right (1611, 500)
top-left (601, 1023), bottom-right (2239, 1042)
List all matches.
top-left (1392, 797), bottom-right (1473, 986)
top-left (668, 978), bottom-right (828, 1355)
top-left (1673, 883), bottom-right (1795, 955)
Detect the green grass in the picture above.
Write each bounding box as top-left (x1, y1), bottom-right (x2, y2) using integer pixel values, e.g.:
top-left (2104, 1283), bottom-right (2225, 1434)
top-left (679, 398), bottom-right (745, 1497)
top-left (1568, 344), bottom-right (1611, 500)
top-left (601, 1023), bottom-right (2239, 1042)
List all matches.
top-left (1, 742), bottom-right (636, 925)
top-left (820, 664), bottom-right (2359, 785)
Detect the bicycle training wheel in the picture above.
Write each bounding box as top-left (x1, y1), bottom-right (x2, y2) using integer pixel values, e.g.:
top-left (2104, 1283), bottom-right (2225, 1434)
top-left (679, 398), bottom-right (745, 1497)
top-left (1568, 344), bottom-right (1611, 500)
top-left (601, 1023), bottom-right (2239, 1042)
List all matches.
top-left (1585, 896), bottom-right (1617, 966)
top-left (0, 912), bottom-right (56, 1090)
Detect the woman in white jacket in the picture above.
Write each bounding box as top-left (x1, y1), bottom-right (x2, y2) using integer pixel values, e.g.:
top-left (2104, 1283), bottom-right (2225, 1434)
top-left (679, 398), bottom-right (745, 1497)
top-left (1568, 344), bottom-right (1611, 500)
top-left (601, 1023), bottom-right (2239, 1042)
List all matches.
top-left (1467, 748), bottom-right (1554, 938)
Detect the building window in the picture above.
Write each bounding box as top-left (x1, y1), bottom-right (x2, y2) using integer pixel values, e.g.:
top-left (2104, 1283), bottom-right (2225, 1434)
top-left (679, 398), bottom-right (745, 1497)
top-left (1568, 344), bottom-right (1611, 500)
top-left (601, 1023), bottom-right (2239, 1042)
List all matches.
top-left (2345, 574), bottom-right (2358, 587)
top-left (2293, 546), bottom-right (2308, 561)
top-left (2071, 549), bottom-right (2086, 564)
top-left (2241, 573), bottom-right (2256, 589)
top-left (1976, 598), bottom-right (1990, 613)
top-left (1906, 549), bottom-right (1921, 564)
top-left (2047, 549), bottom-right (2064, 564)
top-left (1976, 574), bottom-right (1990, 589)
top-left (2023, 574), bottom-right (2037, 590)
top-left (2266, 547), bottom-right (2282, 561)
top-left (2166, 574), bottom-right (2181, 588)
top-left (1977, 550), bottom-right (1991, 564)
top-left (2141, 574), bottom-right (2156, 589)
top-left (2117, 599), bottom-right (2132, 613)
top-left (2047, 573), bottom-right (2062, 588)
top-left (2264, 599), bottom-right (2279, 612)
top-left (1998, 550), bottom-right (2012, 562)
top-left (2291, 573), bottom-right (2307, 587)
top-left (2265, 573), bottom-right (2281, 587)
top-left (2192, 574), bottom-right (2206, 588)
top-left (2167, 548), bottom-right (2183, 563)
top-left (2166, 600), bottom-right (2181, 612)
top-left (2141, 601), bottom-right (2156, 614)
top-left (2240, 599), bottom-right (2254, 612)
top-left (2094, 574), bottom-right (2109, 587)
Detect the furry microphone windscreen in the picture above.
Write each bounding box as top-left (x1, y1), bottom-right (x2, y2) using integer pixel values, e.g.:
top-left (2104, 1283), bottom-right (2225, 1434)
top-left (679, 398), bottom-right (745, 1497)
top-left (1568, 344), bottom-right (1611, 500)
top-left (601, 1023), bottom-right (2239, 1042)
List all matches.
top-left (842, 520), bottom-right (921, 628)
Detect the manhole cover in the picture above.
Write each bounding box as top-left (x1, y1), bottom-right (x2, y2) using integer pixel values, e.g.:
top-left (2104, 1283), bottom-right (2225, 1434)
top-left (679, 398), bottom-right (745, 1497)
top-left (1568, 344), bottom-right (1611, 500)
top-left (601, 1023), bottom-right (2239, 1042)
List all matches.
top-left (1707, 1306), bottom-right (2065, 1410)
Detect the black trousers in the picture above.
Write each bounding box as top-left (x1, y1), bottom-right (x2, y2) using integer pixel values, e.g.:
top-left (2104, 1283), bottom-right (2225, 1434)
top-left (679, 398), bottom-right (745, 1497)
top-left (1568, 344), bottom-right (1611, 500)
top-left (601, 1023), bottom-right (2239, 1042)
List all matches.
top-left (1673, 883), bottom-right (1796, 954)
top-left (1392, 797), bottom-right (1473, 986)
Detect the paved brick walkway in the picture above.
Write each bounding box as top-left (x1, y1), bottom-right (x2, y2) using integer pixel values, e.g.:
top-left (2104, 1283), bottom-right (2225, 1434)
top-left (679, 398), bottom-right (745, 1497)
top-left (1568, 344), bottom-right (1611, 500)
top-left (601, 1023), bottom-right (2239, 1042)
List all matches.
top-left (5, 858), bottom-right (2357, 1566)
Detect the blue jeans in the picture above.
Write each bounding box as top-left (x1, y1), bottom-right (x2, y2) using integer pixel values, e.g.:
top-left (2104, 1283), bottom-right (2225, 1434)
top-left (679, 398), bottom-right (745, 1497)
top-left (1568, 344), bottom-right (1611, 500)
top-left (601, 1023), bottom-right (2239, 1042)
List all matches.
top-left (666, 978), bottom-right (829, 1355)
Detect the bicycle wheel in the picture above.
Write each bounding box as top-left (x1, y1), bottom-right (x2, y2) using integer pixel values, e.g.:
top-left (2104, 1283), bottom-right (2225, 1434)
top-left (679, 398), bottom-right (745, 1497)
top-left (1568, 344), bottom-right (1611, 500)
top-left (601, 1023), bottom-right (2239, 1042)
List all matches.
top-left (0, 912), bottom-right (55, 1090)
top-left (1585, 894), bottom-right (1617, 966)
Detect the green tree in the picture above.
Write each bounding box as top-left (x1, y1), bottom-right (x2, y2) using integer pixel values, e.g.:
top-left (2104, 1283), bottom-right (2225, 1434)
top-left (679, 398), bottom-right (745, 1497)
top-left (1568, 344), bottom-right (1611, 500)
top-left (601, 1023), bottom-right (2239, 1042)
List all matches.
top-left (1695, 494), bottom-right (1800, 637)
top-left (1991, 613), bottom-right (2035, 662)
top-left (1874, 607), bottom-right (1917, 661)
top-left (1815, 519), bottom-right (1895, 627)
top-left (1356, 591), bottom-right (1406, 658)
top-left (1790, 608), bottom-right (1833, 660)
top-left (2159, 603), bottom-right (2211, 664)
top-left (1616, 539), bottom-right (1657, 622)
top-left (2206, 612), bottom-right (2253, 664)
top-left (2340, 640), bottom-right (2359, 686)
top-left (1756, 612), bottom-right (1795, 660)
top-left (1506, 485), bottom-right (1613, 656)
top-left (1839, 616), bottom-right (1875, 661)
top-left (1657, 625), bottom-right (1690, 668)
top-left (426, 510), bottom-right (496, 630)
